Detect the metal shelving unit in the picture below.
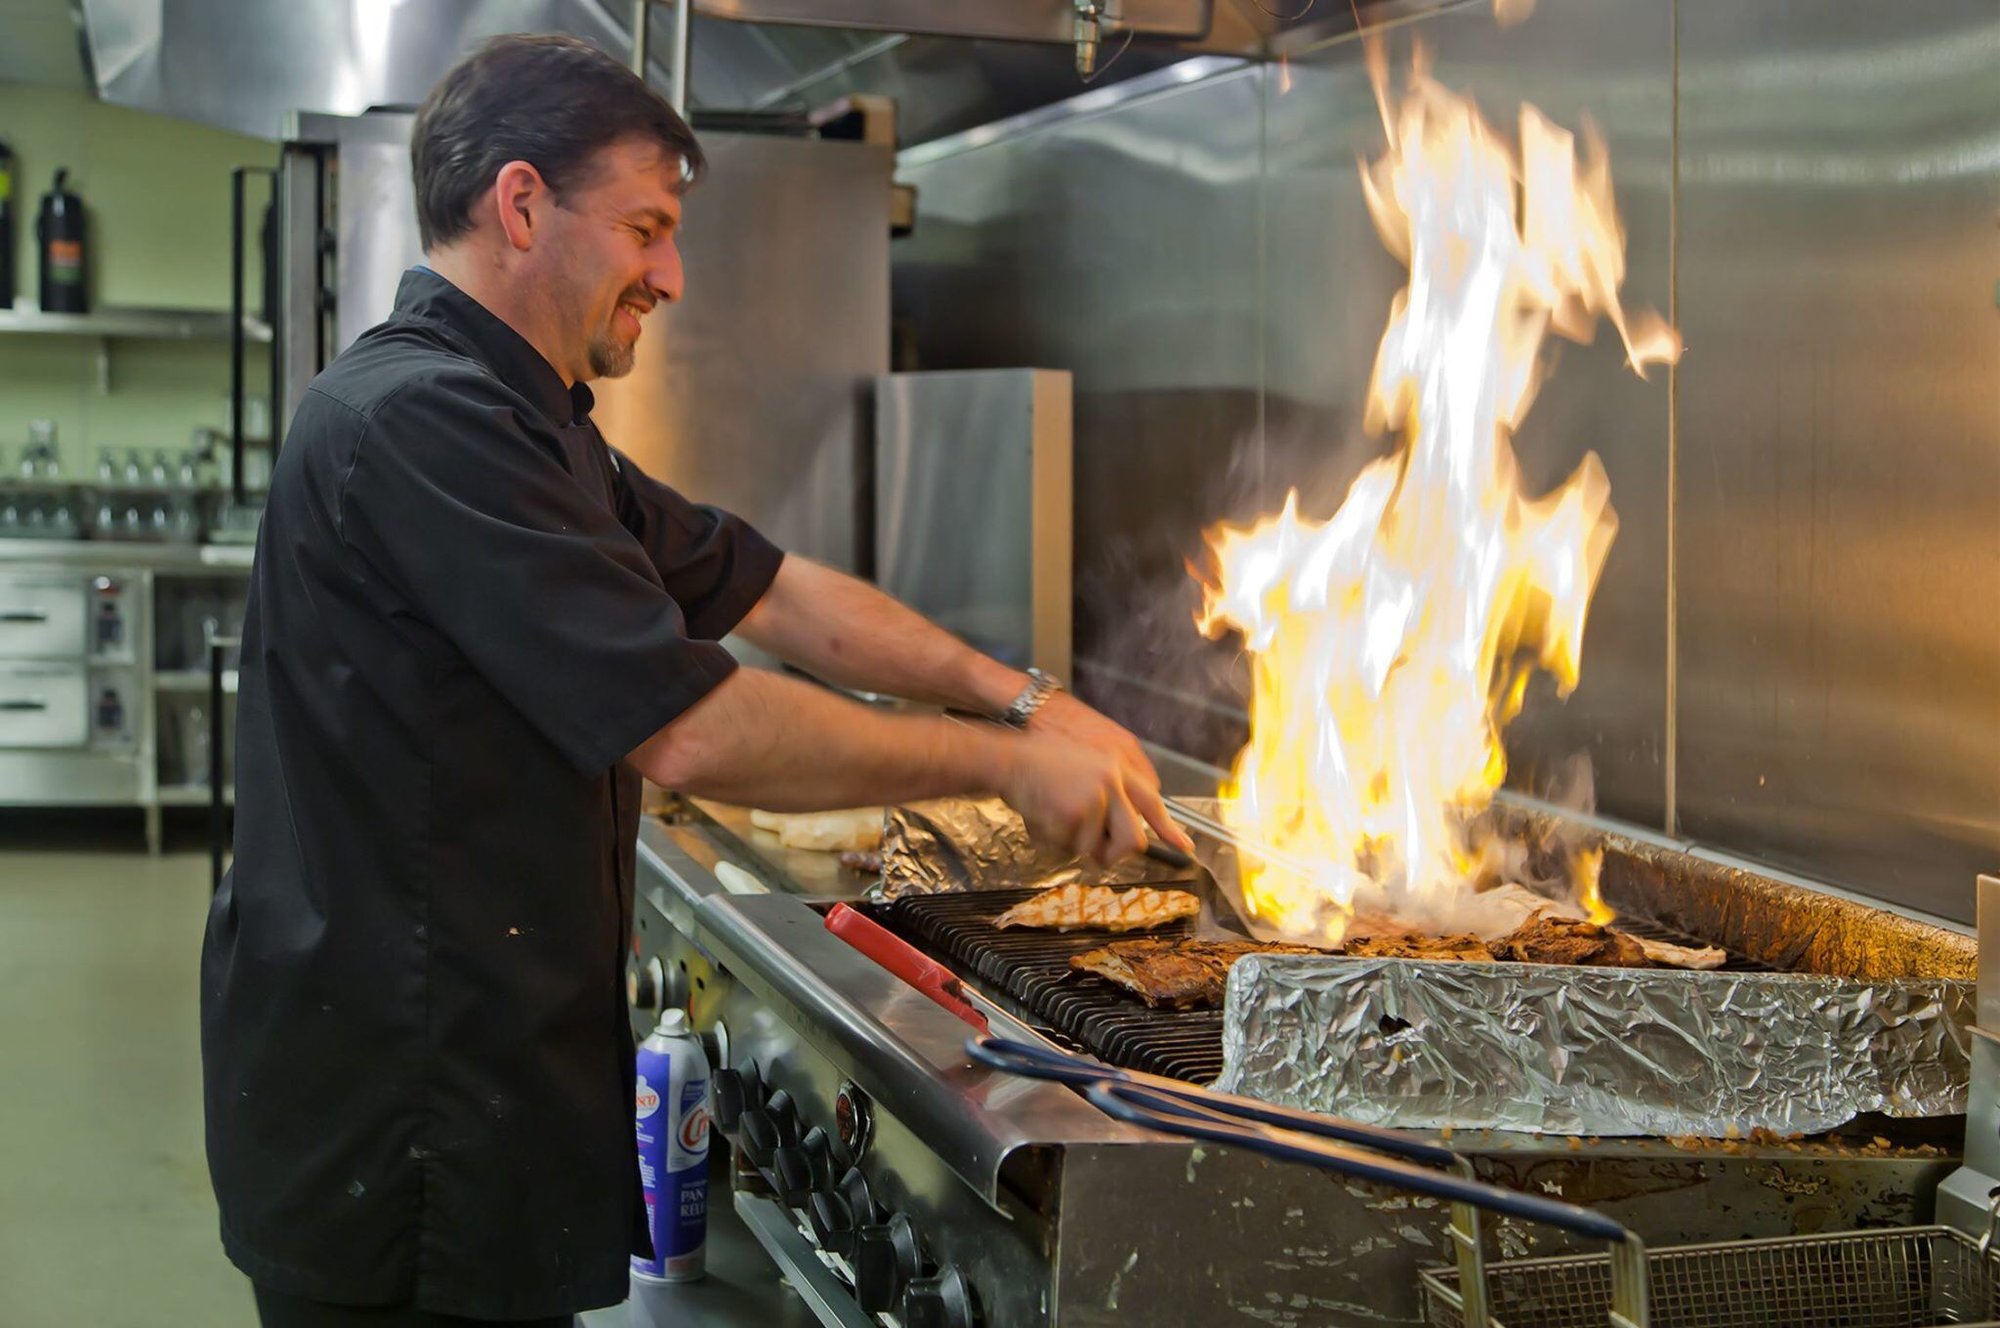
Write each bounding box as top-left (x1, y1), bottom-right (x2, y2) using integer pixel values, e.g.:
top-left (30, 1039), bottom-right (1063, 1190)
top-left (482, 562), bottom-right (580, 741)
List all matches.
top-left (0, 304), bottom-right (273, 342)
top-left (0, 303), bottom-right (272, 393)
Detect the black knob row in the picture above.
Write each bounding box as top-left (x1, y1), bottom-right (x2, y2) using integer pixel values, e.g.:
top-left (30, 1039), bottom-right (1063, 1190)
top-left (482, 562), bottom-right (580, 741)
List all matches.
top-left (709, 1068), bottom-right (977, 1324)
top-left (853, 1212), bottom-right (920, 1314)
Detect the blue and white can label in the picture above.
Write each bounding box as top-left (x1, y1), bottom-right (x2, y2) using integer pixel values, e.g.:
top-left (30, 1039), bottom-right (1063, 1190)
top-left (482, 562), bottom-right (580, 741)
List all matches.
top-left (634, 1017), bottom-right (711, 1282)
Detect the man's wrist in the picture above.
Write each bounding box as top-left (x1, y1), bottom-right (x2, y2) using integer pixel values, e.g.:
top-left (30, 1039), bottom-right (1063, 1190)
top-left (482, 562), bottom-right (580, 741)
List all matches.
top-left (960, 653), bottom-right (1032, 718)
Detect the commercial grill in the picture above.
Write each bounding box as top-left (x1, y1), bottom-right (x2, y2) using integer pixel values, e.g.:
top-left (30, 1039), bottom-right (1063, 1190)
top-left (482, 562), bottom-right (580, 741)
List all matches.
top-left (628, 789), bottom-right (1975, 1328)
top-left (872, 882), bottom-right (1787, 1090)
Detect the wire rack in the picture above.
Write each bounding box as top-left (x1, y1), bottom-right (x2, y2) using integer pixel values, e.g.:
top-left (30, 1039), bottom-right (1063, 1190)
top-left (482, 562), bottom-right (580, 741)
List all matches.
top-left (1423, 1227), bottom-right (2000, 1328)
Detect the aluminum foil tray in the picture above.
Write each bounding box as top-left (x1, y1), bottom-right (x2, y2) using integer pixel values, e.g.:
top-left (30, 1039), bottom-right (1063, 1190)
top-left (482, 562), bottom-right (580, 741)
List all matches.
top-left (1215, 813), bottom-right (1976, 1137)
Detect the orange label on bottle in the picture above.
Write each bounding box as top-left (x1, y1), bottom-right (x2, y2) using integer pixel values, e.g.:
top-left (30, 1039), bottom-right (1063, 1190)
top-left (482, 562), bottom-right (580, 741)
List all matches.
top-left (50, 239), bottom-right (82, 279)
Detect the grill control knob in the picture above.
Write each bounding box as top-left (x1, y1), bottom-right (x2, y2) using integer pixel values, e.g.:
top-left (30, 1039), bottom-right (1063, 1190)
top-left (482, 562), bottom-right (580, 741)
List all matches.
top-left (853, 1212), bottom-right (920, 1314)
top-left (807, 1190), bottom-right (857, 1259)
top-left (624, 956), bottom-right (666, 1013)
top-left (901, 1266), bottom-right (978, 1328)
top-left (738, 1111), bottom-right (779, 1169)
top-left (836, 1167), bottom-right (877, 1225)
top-left (773, 1125), bottom-right (835, 1206)
top-left (762, 1089), bottom-right (801, 1147)
top-left (711, 1064), bottom-right (760, 1133)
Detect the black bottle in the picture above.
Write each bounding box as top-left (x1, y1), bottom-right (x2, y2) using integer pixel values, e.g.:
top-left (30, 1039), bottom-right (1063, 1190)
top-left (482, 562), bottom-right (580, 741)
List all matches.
top-left (0, 140), bottom-right (15, 309)
top-left (96, 685), bottom-right (125, 738)
top-left (37, 167), bottom-right (87, 313)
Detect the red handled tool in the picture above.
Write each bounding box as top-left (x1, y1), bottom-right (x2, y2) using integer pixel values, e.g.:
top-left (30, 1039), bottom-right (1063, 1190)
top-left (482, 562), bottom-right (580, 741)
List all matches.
top-left (825, 903), bottom-right (989, 1031)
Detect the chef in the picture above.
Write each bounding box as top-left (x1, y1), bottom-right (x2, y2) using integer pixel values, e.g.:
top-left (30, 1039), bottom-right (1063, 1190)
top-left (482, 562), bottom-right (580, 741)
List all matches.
top-left (202, 32), bottom-right (1190, 1328)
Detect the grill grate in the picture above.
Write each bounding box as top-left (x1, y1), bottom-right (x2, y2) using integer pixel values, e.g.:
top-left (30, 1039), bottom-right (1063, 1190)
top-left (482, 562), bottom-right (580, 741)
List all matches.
top-left (876, 889), bottom-right (1770, 1087)
top-left (878, 888), bottom-right (1231, 1083)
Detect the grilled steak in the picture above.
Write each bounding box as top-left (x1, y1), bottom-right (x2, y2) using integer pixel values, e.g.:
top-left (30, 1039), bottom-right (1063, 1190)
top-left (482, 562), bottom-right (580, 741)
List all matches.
top-left (1343, 932), bottom-right (1497, 962)
top-left (1498, 914), bottom-right (1653, 968)
top-left (1069, 938), bottom-right (1324, 1009)
top-left (994, 884), bottom-right (1200, 934)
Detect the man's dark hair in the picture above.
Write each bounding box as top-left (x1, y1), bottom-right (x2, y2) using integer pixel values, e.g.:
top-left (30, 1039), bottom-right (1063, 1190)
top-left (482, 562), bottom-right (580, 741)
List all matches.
top-left (411, 33), bottom-right (705, 250)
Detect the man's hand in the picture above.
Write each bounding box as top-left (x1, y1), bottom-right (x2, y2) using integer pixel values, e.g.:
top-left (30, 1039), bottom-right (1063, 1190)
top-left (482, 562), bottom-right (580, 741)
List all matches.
top-left (999, 694), bottom-right (1195, 863)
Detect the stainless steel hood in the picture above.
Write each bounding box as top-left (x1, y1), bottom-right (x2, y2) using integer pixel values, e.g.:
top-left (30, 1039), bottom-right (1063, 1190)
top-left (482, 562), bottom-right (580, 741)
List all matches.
top-left (76, 0), bottom-right (645, 140)
top-left (70, 0), bottom-right (1399, 145)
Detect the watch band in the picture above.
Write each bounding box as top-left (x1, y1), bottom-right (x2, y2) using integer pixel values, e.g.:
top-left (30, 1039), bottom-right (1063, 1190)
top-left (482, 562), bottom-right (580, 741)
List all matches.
top-left (1002, 668), bottom-right (1063, 728)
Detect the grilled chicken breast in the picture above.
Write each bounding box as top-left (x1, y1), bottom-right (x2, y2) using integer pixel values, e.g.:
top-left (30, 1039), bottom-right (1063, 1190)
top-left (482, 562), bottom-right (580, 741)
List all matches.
top-left (1342, 933), bottom-right (1497, 962)
top-left (994, 884), bottom-right (1201, 934)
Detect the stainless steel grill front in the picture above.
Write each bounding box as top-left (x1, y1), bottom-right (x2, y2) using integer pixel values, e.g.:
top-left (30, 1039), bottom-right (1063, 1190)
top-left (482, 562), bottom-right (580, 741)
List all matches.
top-left (1423, 1226), bottom-right (2000, 1328)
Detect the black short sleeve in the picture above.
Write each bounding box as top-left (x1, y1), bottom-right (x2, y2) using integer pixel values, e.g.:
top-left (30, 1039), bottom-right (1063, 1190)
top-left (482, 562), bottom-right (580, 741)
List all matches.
top-left (335, 371), bottom-right (736, 775)
top-left (610, 452), bottom-right (784, 641)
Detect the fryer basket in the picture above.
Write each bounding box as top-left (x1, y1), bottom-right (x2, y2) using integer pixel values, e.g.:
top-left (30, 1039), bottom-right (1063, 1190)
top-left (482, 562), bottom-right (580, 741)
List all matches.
top-left (1423, 1226), bottom-right (2000, 1328)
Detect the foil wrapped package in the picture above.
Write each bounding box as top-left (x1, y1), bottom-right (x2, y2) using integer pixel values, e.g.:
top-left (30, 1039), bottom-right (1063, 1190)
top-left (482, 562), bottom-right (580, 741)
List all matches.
top-left (877, 797), bottom-right (1191, 900)
top-left (1212, 804), bottom-right (1975, 1135)
top-left (1216, 955), bottom-right (1973, 1136)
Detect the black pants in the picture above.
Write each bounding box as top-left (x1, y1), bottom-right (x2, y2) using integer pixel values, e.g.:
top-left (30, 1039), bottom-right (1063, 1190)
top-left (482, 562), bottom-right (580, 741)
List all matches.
top-left (253, 1284), bottom-right (578, 1328)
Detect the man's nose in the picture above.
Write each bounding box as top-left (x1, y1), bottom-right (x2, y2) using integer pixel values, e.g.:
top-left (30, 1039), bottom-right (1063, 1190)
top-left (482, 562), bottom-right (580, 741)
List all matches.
top-left (646, 247), bottom-right (684, 306)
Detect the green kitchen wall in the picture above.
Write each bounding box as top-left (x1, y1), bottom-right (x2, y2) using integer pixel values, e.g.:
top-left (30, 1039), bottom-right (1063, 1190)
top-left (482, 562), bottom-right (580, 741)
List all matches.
top-left (1, 84), bottom-right (274, 476)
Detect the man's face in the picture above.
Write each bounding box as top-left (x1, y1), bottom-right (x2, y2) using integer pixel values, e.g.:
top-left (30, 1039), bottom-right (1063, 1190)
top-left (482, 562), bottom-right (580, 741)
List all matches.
top-left (535, 137), bottom-right (686, 383)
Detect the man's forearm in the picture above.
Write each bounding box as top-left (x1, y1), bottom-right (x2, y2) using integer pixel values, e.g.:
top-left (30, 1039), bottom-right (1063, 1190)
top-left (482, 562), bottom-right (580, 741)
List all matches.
top-left (735, 555), bottom-right (1026, 715)
top-left (628, 665), bottom-right (1015, 811)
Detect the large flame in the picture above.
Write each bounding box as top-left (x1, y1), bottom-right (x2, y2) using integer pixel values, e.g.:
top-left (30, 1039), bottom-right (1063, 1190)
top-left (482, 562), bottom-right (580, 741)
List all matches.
top-left (1197, 43), bottom-right (1679, 944)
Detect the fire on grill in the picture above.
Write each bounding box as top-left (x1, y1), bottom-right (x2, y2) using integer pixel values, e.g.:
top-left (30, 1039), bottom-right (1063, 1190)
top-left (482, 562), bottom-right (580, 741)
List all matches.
top-left (1188, 39), bottom-right (1678, 950)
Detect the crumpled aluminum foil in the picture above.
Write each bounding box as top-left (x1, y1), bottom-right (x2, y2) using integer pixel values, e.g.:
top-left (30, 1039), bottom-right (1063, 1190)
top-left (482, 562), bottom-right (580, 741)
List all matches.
top-left (1217, 954), bottom-right (1973, 1136)
top-left (876, 797), bottom-right (1192, 900)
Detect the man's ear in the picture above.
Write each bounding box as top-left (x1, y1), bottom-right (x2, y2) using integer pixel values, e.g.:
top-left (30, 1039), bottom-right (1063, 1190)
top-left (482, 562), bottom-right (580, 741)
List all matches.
top-left (491, 160), bottom-right (546, 253)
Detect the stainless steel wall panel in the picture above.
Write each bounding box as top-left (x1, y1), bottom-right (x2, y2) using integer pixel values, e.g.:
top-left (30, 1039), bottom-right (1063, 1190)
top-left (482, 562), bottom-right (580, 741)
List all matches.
top-left (893, 68), bottom-right (1267, 761)
top-left (594, 134), bottom-right (892, 573)
top-left (1675, 1), bottom-right (2000, 923)
top-left (875, 370), bottom-right (1073, 678)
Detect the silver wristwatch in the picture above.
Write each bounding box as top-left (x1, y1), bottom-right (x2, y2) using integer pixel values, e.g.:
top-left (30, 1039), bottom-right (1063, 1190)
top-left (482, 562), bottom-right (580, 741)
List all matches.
top-left (1001, 668), bottom-right (1063, 728)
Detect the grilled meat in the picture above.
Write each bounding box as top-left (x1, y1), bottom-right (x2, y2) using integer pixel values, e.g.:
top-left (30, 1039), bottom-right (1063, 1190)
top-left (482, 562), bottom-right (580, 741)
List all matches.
top-left (1342, 933), bottom-right (1497, 962)
top-left (994, 884), bottom-right (1201, 934)
top-left (1498, 914), bottom-right (1653, 968)
top-left (1069, 938), bottom-right (1325, 1009)
top-left (1631, 935), bottom-right (1727, 970)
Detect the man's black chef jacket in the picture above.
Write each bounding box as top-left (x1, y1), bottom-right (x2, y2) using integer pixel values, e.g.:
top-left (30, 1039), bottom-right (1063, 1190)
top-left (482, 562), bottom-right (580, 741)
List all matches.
top-left (201, 268), bottom-right (783, 1319)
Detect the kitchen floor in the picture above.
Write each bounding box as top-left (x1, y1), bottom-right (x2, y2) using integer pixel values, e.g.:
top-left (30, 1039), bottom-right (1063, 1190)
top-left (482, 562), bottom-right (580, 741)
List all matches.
top-left (0, 816), bottom-right (813, 1328)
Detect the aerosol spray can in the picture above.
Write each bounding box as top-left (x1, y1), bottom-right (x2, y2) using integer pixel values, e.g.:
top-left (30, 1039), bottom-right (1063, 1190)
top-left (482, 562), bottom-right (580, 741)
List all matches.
top-left (633, 1008), bottom-right (710, 1282)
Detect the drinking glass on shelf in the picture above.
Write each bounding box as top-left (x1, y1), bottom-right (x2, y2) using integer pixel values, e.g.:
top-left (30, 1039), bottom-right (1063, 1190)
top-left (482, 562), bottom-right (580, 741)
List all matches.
top-left (149, 451), bottom-right (171, 487)
top-left (98, 448), bottom-right (117, 485)
top-left (123, 450), bottom-right (145, 486)
top-left (177, 452), bottom-right (200, 488)
top-left (169, 496), bottom-right (198, 543)
top-left (181, 703), bottom-right (212, 788)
